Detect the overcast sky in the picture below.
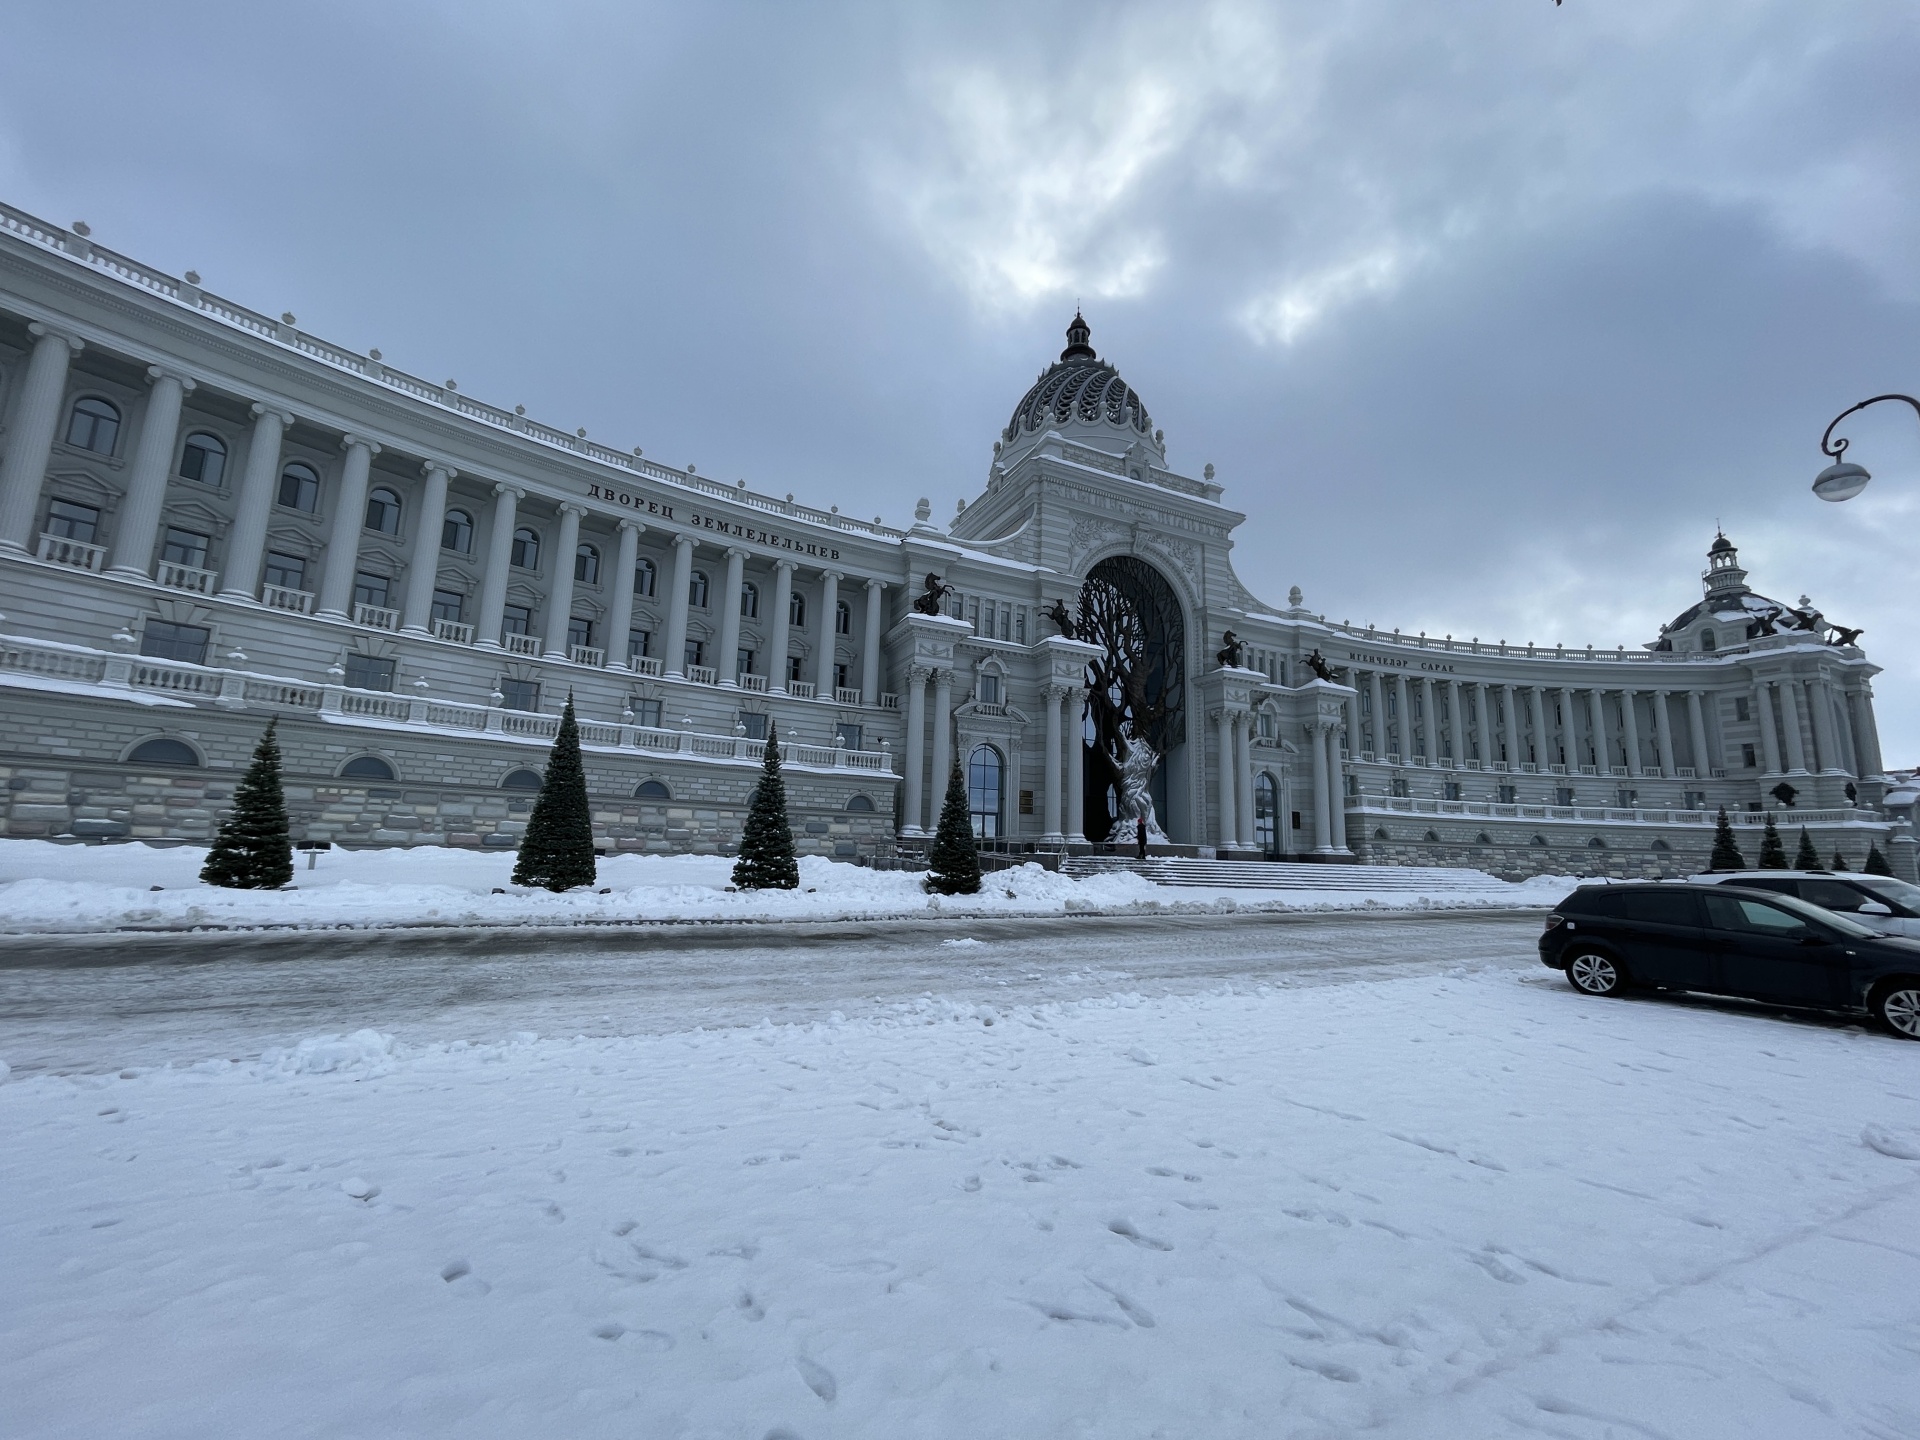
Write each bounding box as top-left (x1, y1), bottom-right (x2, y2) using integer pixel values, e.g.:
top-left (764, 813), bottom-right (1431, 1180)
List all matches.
top-left (5, 1), bottom-right (1917, 754)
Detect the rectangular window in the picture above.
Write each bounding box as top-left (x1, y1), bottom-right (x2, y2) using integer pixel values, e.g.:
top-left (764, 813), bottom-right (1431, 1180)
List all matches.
top-left (738, 711), bottom-right (768, 740)
top-left (343, 654), bottom-right (396, 691)
top-left (1497, 784), bottom-right (1517, 804)
top-left (1019, 789), bottom-right (1035, 815)
top-left (1735, 696), bottom-right (1751, 722)
top-left (502, 604), bottom-right (533, 636)
top-left (1616, 789), bottom-right (1638, 808)
top-left (44, 498), bottom-right (100, 542)
top-left (978, 673), bottom-right (1002, 704)
top-left (684, 638), bottom-right (705, 670)
top-left (1443, 782), bottom-right (1462, 801)
top-left (1555, 786), bottom-right (1576, 806)
top-left (737, 648), bottom-right (756, 676)
top-left (1015, 607), bottom-right (1027, 644)
top-left (835, 722), bottom-right (863, 751)
top-left (430, 588), bottom-right (465, 624)
top-left (629, 697), bottom-right (663, 729)
top-left (499, 677), bottom-right (541, 712)
top-left (1000, 607), bottom-right (1011, 642)
top-left (160, 527), bottom-right (210, 568)
top-left (1683, 790), bottom-right (1707, 810)
top-left (966, 596), bottom-right (980, 630)
top-left (1390, 777), bottom-right (1409, 798)
top-left (1741, 742), bottom-right (1758, 769)
top-left (352, 572), bottom-right (390, 609)
top-left (567, 616), bottom-right (594, 651)
top-left (139, 620), bottom-right (209, 665)
top-left (787, 655), bottom-right (804, 682)
top-left (264, 552), bottom-right (307, 591)
top-left (1291, 810), bottom-right (1302, 830)
top-left (834, 662), bottom-right (849, 691)
top-left (628, 628), bottom-right (652, 660)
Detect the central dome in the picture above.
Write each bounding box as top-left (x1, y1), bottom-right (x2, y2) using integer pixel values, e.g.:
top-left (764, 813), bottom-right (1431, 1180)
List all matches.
top-left (1003, 313), bottom-right (1156, 449)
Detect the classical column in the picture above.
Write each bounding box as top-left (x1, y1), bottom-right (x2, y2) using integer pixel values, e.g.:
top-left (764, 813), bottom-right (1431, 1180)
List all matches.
top-left (400, 462), bottom-right (454, 635)
top-left (474, 483), bottom-right (523, 649)
top-left (1830, 687), bottom-right (1860, 777)
top-left (1498, 685), bottom-right (1517, 766)
top-left (1779, 679), bottom-right (1809, 774)
top-left (1235, 713), bottom-right (1257, 850)
top-left (1041, 684), bottom-right (1064, 841)
top-left (316, 436), bottom-right (378, 617)
top-left (1528, 687), bottom-right (1548, 768)
top-left (542, 504), bottom-right (584, 658)
top-left (1394, 674), bottom-right (1411, 758)
top-left (1309, 722), bottom-right (1333, 852)
top-left (1653, 690), bottom-right (1677, 776)
top-left (1064, 688), bottom-right (1088, 843)
top-left (1557, 687), bottom-right (1578, 769)
top-left (861, 580), bottom-right (885, 704)
top-left (663, 536), bottom-right (695, 675)
top-left (1587, 688), bottom-right (1611, 771)
top-left (1467, 683), bottom-right (1488, 764)
top-left (219, 404), bottom-right (290, 599)
top-left (930, 667), bottom-right (955, 811)
top-left (1215, 709), bottom-right (1237, 848)
top-left (1331, 723), bottom-right (1353, 852)
top-left (1444, 681), bottom-right (1464, 764)
top-left (1418, 677), bottom-right (1437, 759)
top-left (1619, 689), bottom-right (1643, 778)
top-left (768, 559), bottom-right (795, 693)
top-left (1854, 687), bottom-right (1886, 779)
top-left (1754, 680), bottom-right (1783, 774)
top-left (1367, 672), bottom-right (1386, 756)
top-left (1806, 679), bottom-right (1843, 774)
top-left (0, 325), bottom-right (83, 552)
top-left (815, 570), bottom-right (841, 697)
top-left (902, 666), bottom-right (929, 834)
top-left (716, 546), bottom-right (747, 683)
top-left (607, 520), bottom-right (643, 670)
top-left (108, 368), bottom-right (194, 578)
top-left (1686, 690), bottom-right (1711, 777)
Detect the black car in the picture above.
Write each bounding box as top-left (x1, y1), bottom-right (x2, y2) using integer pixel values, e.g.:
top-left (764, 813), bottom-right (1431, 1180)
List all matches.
top-left (1539, 882), bottom-right (1920, 1038)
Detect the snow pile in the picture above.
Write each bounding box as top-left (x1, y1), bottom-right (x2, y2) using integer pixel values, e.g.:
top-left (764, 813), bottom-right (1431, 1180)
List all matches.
top-left (3, 968), bottom-right (1915, 1438)
top-left (0, 838), bottom-right (1574, 934)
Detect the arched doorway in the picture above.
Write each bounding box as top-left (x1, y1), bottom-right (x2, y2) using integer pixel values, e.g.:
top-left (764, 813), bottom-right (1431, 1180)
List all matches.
top-left (967, 744), bottom-right (1004, 839)
top-left (1076, 556), bottom-right (1185, 842)
top-left (1254, 773), bottom-right (1279, 857)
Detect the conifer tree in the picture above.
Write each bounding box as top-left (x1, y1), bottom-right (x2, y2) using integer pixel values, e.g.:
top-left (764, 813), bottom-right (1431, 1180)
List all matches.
top-left (201, 719), bottom-right (293, 890)
top-left (1831, 849), bottom-right (1850, 872)
top-left (1865, 843), bottom-right (1894, 876)
top-left (512, 695), bottom-right (597, 892)
top-left (1757, 812), bottom-right (1788, 869)
top-left (926, 757), bottom-right (981, 896)
top-left (1708, 807), bottom-right (1745, 871)
top-left (733, 728), bottom-right (799, 890)
top-left (1794, 826), bottom-right (1821, 870)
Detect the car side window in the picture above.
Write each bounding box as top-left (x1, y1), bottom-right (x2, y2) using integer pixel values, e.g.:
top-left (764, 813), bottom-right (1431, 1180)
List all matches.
top-left (1703, 894), bottom-right (1810, 936)
top-left (1618, 892), bottom-right (1703, 926)
top-left (1735, 877), bottom-right (1798, 896)
top-left (1800, 880), bottom-right (1869, 913)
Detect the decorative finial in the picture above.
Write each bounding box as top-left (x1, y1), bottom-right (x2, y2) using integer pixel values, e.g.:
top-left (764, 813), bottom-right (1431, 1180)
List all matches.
top-left (1060, 310), bottom-right (1095, 361)
top-left (914, 497), bottom-right (932, 522)
top-left (1288, 585), bottom-right (1304, 607)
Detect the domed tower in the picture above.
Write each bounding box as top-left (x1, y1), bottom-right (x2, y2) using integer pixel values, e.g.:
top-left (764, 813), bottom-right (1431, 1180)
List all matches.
top-left (998, 312), bottom-right (1164, 469)
top-left (1704, 531), bottom-right (1750, 598)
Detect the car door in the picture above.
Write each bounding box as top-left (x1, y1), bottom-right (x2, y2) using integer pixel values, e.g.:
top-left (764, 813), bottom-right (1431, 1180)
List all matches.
top-left (1614, 890), bottom-right (1713, 987)
top-left (1700, 892), bottom-right (1848, 1006)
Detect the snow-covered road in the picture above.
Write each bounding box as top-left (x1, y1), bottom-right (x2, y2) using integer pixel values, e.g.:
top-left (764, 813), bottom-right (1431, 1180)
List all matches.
top-left (4, 946), bottom-right (1917, 1439)
top-left (0, 910), bottom-right (1541, 1076)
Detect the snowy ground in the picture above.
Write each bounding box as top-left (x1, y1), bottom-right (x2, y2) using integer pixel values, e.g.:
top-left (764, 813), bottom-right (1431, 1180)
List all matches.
top-left (0, 839), bottom-right (1575, 935)
top-left (5, 960), bottom-right (1917, 1439)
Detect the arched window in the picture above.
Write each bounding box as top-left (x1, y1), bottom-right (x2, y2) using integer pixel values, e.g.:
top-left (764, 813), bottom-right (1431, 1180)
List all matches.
top-left (845, 793), bottom-right (876, 813)
top-left (574, 543), bottom-right (600, 584)
top-left (441, 509), bottom-right (473, 553)
top-left (740, 581), bottom-right (759, 618)
top-left (1651, 838), bottom-right (1672, 851)
top-left (789, 591), bottom-right (806, 627)
top-left (179, 432), bottom-right (227, 486)
top-left (1424, 829), bottom-right (1441, 843)
top-left (66, 396), bottom-right (120, 454)
top-left (340, 755), bottom-right (396, 781)
top-left (1700, 628), bottom-right (1716, 652)
top-left (1476, 832), bottom-right (1493, 846)
top-left (1587, 836), bottom-right (1607, 849)
top-left (1254, 774), bottom-right (1279, 854)
top-left (510, 527), bottom-right (540, 569)
top-left (365, 486), bottom-right (402, 534)
top-left (127, 736), bottom-right (199, 768)
top-left (1533, 834), bottom-right (1549, 846)
top-left (690, 570), bottom-right (709, 608)
top-left (967, 744), bottom-right (1003, 839)
top-left (634, 779), bottom-right (672, 800)
top-left (501, 768), bottom-right (545, 791)
top-left (277, 462), bottom-right (320, 512)
top-left (635, 557), bottom-right (657, 597)
top-left (1373, 827), bottom-right (1391, 841)
top-left (835, 600), bottom-right (852, 635)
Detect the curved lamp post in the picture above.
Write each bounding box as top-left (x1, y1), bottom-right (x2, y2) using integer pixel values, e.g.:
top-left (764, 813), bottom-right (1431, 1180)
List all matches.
top-left (1814, 393), bottom-right (1920, 501)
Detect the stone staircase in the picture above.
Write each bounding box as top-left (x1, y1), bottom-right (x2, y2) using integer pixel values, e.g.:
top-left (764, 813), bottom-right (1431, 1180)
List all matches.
top-left (1060, 857), bottom-right (1509, 892)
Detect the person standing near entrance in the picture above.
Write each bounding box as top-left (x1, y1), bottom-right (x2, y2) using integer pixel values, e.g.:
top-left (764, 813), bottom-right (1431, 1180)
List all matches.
top-left (1136, 815), bottom-right (1148, 860)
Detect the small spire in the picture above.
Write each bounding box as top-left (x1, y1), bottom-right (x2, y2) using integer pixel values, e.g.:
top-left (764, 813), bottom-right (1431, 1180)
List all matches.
top-left (1060, 310), bottom-right (1095, 361)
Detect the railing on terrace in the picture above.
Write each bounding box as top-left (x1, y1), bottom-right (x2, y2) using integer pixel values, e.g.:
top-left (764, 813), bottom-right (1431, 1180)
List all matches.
top-left (738, 672), bottom-right (769, 692)
top-left (686, 664), bottom-right (717, 685)
top-left (629, 656), bottom-right (663, 677)
top-left (262, 584), bottom-right (314, 614)
top-left (568, 644), bottom-right (605, 668)
top-left (432, 618), bottom-right (474, 644)
top-left (37, 533), bottom-right (105, 571)
top-left (157, 561), bottom-right (217, 594)
top-left (834, 687), bottom-right (862, 706)
top-left (1352, 794), bottom-right (1869, 826)
top-left (785, 680), bottom-right (814, 699)
top-left (353, 602), bottom-right (399, 631)
top-left (503, 633), bottom-right (542, 657)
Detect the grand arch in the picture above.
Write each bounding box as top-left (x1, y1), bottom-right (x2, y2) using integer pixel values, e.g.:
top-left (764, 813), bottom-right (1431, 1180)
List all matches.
top-left (1077, 554), bottom-right (1187, 841)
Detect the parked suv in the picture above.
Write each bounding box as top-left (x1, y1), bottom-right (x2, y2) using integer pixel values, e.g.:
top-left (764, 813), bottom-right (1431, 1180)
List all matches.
top-left (1539, 882), bottom-right (1920, 1037)
top-left (1691, 870), bottom-right (1920, 938)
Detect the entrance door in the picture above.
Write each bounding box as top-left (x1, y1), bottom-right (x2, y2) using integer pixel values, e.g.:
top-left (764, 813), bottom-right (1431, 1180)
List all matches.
top-left (1614, 889), bottom-right (1714, 988)
top-left (1254, 774), bottom-right (1278, 857)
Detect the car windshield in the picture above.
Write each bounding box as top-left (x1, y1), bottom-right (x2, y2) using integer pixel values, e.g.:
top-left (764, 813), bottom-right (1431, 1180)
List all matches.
top-left (1852, 875), bottom-right (1920, 909)
top-left (1715, 887), bottom-right (1879, 939)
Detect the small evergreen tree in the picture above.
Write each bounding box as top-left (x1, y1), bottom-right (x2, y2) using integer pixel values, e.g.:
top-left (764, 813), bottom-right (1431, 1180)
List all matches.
top-left (1865, 843), bottom-right (1894, 876)
top-left (512, 695), bottom-right (597, 892)
top-left (201, 719), bottom-right (293, 889)
top-left (1794, 826), bottom-right (1821, 870)
top-left (1831, 849), bottom-right (1850, 872)
top-left (1757, 812), bottom-right (1788, 869)
top-left (733, 728), bottom-right (799, 890)
top-left (1708, 807), bottom-right (1745, 871)
top-left (926, 757), bottom-right (981, 896)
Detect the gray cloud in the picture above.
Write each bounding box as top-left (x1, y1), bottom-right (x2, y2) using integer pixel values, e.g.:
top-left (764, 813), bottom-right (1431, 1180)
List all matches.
top-left (4, 0), bottom-right (1916, 749)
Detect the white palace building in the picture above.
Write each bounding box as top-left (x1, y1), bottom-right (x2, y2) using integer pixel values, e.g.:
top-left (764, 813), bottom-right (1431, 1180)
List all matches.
top-left (0, 201), bottom-right (1902, 875)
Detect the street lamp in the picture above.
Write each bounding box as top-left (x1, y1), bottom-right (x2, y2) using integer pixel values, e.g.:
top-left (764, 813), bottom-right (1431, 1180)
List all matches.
top-left (1814, 393), bottom-right (1920, 501)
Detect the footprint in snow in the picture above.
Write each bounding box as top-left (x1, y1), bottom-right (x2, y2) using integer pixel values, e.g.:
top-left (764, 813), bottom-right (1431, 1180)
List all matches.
top-left (795, 1357), bottom-right (837, 1402)
top-left (737, 1290), bottom-right (766, 1321)
top-left (1107, 1219), bottom-right (1173, 1252)
top-left (340, 1177), bottom-right (379, 1201)
top-left (1467, 1249), bottom-right (1527, 1285)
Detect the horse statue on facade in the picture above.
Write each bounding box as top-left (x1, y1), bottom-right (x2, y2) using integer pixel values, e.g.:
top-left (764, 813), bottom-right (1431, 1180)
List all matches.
top-left (912, 572), bottom-right (956, 616)
top-left (1215, 629), bottom-right (1245, 669)
top-left (1304, 648), bottom-right (1335, 682)
top-left (1044, 598), bottom-right (1078, 639)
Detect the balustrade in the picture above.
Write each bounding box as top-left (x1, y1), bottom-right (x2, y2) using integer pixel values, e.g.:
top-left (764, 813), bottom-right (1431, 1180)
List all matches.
top-left (738, 672), bottom-right (770, 693)
top-left (432, 618), bottom-right (474, 644)
top-left (686, 664), bottom-right (718, 686)
top-left (834, 686), bottom-right (863, 705)
top-left (629, 656), bottom-right (664, 677)
top-left (37, 533), bottom-right (105, 571)
top-left (157, 561), bottom-right (217, 594)
top-left (879, 692), bottom-right (901, 710)
top-left (503, 633), bottom-right (542, 657)
top-left (786, 680), bottom-right (815, 699)
top-left (261, 584), bottom-right (315, 614)
top-left (568, 644), bottom-right (606, 668)
top-left (353, 602), bottom-right (400, 631)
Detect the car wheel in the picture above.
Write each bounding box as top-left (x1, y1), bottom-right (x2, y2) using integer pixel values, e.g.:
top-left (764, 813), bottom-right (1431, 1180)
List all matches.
top-left (1871, 980), bottom-right (1920, 1040)
top-left (1566, 950), bottom-right (1625, 996)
